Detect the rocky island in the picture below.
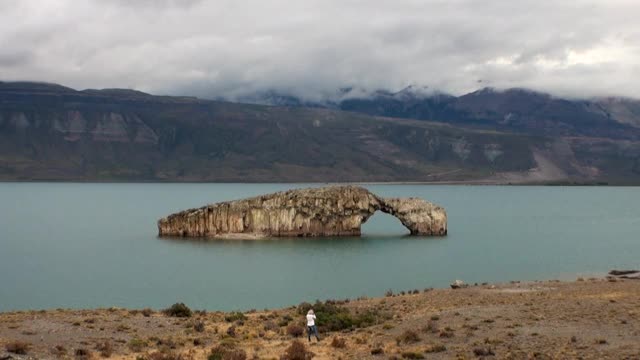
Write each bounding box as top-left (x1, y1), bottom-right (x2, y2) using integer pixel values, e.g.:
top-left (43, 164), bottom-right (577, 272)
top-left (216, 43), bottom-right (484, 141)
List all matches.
top-left (157, 186), bottom-right (447, 238)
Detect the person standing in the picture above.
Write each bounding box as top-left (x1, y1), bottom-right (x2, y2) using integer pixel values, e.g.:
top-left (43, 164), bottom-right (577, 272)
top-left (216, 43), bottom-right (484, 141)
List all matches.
top-left (306, 309), bottom-right (320, 342)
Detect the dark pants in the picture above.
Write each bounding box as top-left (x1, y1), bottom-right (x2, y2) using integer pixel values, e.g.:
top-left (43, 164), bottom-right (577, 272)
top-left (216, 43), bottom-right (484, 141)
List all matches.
top-left (307, 325), bottom-right (319, 341)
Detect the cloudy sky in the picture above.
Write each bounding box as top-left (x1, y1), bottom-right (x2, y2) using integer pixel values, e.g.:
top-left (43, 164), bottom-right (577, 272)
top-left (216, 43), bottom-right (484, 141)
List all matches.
top-left (0, 0), bottom-right (639, 99)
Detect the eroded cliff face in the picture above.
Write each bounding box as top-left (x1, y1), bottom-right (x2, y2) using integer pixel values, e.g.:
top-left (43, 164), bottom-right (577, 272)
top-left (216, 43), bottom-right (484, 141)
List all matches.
top-left (157, 186), bottom-right (447, 238)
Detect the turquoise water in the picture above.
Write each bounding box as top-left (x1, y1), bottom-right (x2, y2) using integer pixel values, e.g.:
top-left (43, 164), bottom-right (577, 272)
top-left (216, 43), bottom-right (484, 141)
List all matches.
top-left (0, 183), bottom-right (638, 312)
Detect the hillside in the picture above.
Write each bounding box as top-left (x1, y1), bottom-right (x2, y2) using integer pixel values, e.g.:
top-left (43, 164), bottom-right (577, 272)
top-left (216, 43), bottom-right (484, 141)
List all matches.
top-left (1, 82), bottom-right (640, 183)
top-left (239, 86), bottom-right (640, 140)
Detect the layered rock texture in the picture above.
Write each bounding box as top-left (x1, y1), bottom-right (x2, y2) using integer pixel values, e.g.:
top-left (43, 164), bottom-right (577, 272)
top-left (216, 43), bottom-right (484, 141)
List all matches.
top-left (158, 186), bottom-right (447, 238)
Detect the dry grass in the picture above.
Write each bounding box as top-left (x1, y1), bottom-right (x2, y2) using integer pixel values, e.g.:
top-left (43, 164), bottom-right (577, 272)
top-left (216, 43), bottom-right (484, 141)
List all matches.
top-left (1, 280), bottom-right (639, 359)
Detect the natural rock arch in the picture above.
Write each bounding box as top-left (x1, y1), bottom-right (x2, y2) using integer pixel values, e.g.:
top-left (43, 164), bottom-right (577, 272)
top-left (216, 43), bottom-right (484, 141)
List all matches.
top-left (157, 186), bottom-right (447, 239)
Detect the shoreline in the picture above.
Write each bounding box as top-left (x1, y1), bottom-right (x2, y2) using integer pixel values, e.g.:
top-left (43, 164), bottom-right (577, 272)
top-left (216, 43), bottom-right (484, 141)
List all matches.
top-left (2, 276), bottom-right (639, 359)
top-left (0, 179), bottom-right (635, 186)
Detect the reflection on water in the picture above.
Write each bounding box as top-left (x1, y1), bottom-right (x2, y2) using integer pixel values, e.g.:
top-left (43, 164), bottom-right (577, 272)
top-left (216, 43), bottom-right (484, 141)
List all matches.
top-left (0, 183), bottom-right (639, 311)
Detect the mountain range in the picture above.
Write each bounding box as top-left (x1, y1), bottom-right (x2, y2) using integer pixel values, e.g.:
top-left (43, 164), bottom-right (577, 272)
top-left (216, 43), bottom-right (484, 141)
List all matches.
top-left (1, 81), bottom-right (640, 183)
top-left (236, 85), bottom-right (640, 139)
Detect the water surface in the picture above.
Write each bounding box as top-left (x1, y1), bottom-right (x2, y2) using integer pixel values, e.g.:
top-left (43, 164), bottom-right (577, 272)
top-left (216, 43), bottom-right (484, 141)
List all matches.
top-left (0, 183), bottom-right (638, 311)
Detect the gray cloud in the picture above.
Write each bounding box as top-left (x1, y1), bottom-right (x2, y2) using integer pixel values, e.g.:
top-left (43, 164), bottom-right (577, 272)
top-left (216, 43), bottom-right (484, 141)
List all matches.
top-left (0, 0), bottom-right (638, 99)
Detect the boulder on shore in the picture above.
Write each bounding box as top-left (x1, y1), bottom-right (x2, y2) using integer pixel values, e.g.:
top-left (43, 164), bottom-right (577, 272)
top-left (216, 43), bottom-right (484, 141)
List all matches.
top-left (157, 186), bottom-right (447, 239)
top-left (450, 280), bottom-right (469, 289)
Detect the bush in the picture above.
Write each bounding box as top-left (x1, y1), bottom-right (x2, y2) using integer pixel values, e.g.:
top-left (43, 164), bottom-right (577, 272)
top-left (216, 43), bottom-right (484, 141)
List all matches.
top-left (422, 320), bottom-right (438, 333)
top-left (439, 329), bottom-right (454, 338)
top-left (224, 312), bottom-right (246, 323)
top-left (129, 338), bottom-right (148, 352)
top-left (75, 348), bottom-right (92, 360)
top-left (296, 300), bottom-right (381, 332)
top-left (371, 347), bottom-right (384, 355)
top-left (425, 343), bottom-right (446, 353)
top-left (280, 340), bottom-right (313, 360)
top-left (263, 320), bottom-right (279, 332)
top-left (194, 321), bottom-right (206, 333)
top-left (286, 324), bottom-right (304, 337)
top-left (278, 315), bottom-right (293, 327)
top-left (145, 351), bottom-right (186, 360)
top-left (401, 352), bottom-right (424, 359)
top-left (473, 347), bottom-right (495, 356)
top-left (220, 350), bottom-right (247, 360)
top-left (397, 329), bottom-right (421, 344)
top-left (5, 341), bottom-right (30, 354)
top-left (51, 344), bottom-right (67, 356)
top-left (163, 303), bottom-right (192, 318)
top-left (330, 337), bottom-right (346, 348)
top-left (226, 325), bottom-right (237, 337)
top-left (96, 340), bottom-right (113, 357)
top-left (209, 343), bottom-right (246, 360)
top-left (141, 308), bottom-right (154, 317)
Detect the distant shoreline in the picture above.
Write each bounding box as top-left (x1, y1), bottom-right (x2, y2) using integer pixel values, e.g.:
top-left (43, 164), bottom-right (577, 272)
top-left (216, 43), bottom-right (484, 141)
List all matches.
top-left (0, 179), bottom-right (633, 186)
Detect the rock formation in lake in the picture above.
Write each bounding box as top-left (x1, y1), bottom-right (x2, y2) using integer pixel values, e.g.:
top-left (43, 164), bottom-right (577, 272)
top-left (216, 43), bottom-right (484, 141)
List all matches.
top-left (157, 186), bottom-right (447, 238)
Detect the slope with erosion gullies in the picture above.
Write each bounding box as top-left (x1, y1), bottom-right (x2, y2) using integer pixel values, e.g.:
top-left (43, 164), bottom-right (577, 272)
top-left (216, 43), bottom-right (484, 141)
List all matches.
top-left (1, 82), bottom-right (639, 183)
top-left (338, 87), bottom-right (640, 140)
top-left (246, 86), bottom-right (640, 139)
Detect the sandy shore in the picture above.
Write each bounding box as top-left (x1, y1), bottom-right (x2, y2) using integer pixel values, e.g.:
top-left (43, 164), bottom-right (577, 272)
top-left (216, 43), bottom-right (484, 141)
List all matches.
top-left (1, 277), bottom-right (639, 359)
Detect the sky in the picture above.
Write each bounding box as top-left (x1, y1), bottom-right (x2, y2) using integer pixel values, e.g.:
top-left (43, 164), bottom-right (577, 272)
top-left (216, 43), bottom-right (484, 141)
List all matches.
top-left (0, 0), bottom-right (639, 100)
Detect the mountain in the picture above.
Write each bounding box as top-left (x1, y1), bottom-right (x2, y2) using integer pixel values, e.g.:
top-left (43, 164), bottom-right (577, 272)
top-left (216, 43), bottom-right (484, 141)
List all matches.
top-left (1, 81), bottom-right (640, 183)
top-left (233, 87), bottom-right (640, 140)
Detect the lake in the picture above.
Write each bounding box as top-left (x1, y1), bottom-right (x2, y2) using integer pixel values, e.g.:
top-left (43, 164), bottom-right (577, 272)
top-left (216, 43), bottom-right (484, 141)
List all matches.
top-left (0, 183), bottom-right (638, 312)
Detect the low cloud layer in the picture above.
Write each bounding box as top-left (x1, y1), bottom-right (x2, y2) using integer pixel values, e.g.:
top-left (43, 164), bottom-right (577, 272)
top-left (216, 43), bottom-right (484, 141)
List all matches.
top-left (1, 0), bottom-right (639, 99)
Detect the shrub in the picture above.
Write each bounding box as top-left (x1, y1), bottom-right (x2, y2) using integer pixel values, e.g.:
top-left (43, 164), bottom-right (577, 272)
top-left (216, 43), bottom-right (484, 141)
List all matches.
top-left (225, 312), bottom-right (247, 323)
top-left (146, 351), bottom-right (186, 360)
top-left (439, 329), bottom-right (454, 338)
top-left (141, 308), bottom-right (154, 317)
top-left (296, 300), bottom-right (381, 332)
top-left (286, 324), bottom-right (304, 337)
top-left (280, 340), bottom-right (313, 360)
top-left (194, 321), bottom-right (206, 333)
top-left (278, 315), bottom-right (293, 327)
top-left (75, 348), bottom-right (92, 360)
top-left (209, 342), bottom-right (246, 360)
top-left (473, 347), bottom-right (495, 356)
top-left (397, 329), bottom-right (421, 344)
top-left (371, 347), bottom-right (384, 355)
top-left (129, 338), bottom-right (148, 352)
top-left (51, 344), bottom-right (67, 356)
top-left (422, 320), bottom-right (438, 333)
top-left (263, 320), bottom-right (278, 332)
top-left (163, 303), bottom-right (192, 318)
top-left (226, 325), bottom-right (237, 337)
top-left (401, 352), bottom-right (424, 359)
top-left (330, 337), bottom-right (346, 348)
top-left (425, 343), bottom-right (446, 353)
top-left (5, 341), bottom-right (30, 354)
top-left (221, 350), bottom-right (247, 360)
top-left (96, 340), bottom-right (113, 357)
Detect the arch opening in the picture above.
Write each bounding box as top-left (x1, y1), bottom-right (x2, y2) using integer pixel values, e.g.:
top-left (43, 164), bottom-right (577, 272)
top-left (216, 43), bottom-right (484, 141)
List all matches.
top-left (361, 210), bottom-right (411, 236)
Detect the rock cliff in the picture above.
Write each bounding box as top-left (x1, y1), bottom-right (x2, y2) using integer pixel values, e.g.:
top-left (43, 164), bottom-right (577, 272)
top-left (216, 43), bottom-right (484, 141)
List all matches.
top-left (157, 186), bottom-right (447, 238)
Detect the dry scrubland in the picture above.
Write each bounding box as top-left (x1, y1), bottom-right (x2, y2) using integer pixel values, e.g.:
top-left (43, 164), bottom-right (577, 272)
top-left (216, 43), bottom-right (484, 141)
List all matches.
top-left (1, 278), bottom-right (639, 360)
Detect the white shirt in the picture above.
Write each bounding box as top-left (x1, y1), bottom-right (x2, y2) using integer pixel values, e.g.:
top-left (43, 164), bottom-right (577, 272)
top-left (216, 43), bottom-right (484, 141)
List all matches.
top-left (306, 314), bottom-right (316, 326)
